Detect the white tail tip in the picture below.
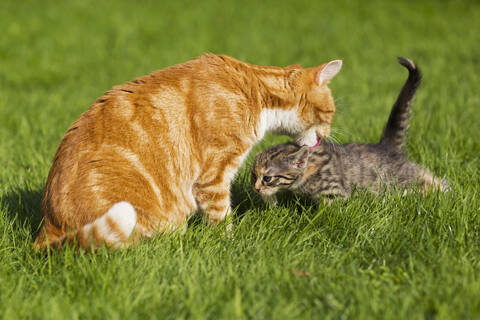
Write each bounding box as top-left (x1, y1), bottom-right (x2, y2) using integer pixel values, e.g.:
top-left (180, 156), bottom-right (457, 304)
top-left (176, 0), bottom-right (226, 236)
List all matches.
top-left (106, 201), bottom-right (137, 238)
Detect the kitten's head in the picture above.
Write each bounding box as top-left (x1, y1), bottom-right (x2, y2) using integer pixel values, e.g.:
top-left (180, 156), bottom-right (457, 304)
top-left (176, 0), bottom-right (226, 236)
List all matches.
top-left (280, 60), bottom-right (343, 147)
top-left (251, 144), bottom-right (310, 197)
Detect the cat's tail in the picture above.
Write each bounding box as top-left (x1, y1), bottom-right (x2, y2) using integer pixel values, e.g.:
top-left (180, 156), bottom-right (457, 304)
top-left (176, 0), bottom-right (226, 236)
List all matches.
top-left (33, 202), bottom-right (137, 250)
top-left (379, 57), bottom-right (422, 152)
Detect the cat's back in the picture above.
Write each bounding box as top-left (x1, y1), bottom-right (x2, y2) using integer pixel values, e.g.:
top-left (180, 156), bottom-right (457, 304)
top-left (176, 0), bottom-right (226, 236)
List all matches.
top-left (53, 54), bottom-right (245, 158)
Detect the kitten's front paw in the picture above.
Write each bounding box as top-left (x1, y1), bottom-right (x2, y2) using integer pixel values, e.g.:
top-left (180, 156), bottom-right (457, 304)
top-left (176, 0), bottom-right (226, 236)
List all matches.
top-left (319, 193), bottom-right (348, 205)
top-left (261, 194), bottom-right (278, 206)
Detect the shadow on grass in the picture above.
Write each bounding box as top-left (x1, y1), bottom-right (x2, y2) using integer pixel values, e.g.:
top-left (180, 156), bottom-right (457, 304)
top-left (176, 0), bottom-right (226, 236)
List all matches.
top-left (0, 180), bottom-right (262, 237)
top-left (186, 179), bottom-right (264, 228)
top-left (0, 187), bottom-right (44, 234)
top-left (230, 177), bottom-right (319, 220)
top-left (0, 178), bottom-right (317, 236)
top-left (231, 181), bottom-right (262, 219)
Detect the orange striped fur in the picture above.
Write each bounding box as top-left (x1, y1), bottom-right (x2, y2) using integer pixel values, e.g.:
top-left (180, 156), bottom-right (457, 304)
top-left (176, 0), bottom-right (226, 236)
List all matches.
top-left (34, 54), bottom-right (342, 249)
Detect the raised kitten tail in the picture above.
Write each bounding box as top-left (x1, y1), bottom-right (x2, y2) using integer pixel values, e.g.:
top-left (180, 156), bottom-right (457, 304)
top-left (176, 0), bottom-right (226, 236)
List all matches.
top-left (33, 202), bottom-right (137, 250)
top-left (379, 57), bottom-right (422, 152)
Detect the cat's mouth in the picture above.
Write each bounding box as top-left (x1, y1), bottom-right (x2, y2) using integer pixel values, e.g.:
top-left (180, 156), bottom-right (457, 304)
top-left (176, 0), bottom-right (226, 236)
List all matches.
top-left (296, 125), bottom-right (328, 148)
top-left (309, 136), bottom-right (322, 149)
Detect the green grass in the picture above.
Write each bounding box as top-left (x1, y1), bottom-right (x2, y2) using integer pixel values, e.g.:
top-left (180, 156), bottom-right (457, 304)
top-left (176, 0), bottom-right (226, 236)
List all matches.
top-left (1, 0), bottom-right (479, 319)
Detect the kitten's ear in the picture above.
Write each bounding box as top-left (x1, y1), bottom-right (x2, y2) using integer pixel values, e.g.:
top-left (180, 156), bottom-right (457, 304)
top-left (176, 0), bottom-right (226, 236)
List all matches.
top-left (314, 59), bottom-right (343, 85)
top-left (287, 147), bottom-right (310, 169)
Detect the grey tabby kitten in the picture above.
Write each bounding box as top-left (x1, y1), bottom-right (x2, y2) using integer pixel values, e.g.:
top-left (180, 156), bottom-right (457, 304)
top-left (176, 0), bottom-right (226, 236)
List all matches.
top-left (252, 58), bottom-right (449, 204)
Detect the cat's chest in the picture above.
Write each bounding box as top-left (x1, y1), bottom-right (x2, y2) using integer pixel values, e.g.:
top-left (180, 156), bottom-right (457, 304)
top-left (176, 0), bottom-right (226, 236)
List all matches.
top-left (256, 108), bottom-right (303, 139)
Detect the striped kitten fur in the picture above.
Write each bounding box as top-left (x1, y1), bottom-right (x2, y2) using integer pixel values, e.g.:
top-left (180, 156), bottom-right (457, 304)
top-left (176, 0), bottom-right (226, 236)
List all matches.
top-left (252, 58), bottom-right (450, 204)
top-left (34, 54), bottom-right (343, 249)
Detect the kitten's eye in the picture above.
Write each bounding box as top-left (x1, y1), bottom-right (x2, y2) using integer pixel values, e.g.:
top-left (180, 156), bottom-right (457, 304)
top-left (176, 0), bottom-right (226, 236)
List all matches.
top-left (263, 176), bottom-right (272, 183)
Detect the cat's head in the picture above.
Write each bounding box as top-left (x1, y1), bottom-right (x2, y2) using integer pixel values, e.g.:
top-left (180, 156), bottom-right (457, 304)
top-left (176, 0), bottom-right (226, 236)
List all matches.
top-left (251, 144), bottom-right (310, 197)
top-left (267, 60), bottom-right (342, 147)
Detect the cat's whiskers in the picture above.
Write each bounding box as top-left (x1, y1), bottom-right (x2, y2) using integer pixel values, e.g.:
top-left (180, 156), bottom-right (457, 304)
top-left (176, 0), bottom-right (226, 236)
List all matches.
top-left (324, 131), bottom-right (342, 154)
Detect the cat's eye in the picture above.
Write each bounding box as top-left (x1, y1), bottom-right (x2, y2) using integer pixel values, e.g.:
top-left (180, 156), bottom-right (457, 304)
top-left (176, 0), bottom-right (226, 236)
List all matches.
top-left (263, 176), bottom-right (272, 183)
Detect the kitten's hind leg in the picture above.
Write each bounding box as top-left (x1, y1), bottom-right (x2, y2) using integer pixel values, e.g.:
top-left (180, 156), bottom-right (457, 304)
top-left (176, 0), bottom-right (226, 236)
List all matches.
top-left (418, 169), bottom-right (451, 194)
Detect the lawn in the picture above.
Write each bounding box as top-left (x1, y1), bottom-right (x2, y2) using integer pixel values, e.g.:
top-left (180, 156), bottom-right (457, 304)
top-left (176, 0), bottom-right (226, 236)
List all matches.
top-left (1, 0), bottom-right (479, 319)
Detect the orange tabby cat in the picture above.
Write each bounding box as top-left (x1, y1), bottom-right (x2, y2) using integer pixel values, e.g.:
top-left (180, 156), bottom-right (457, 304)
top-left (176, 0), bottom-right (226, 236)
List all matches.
top-left (34, 53), bottom-right (342, 249)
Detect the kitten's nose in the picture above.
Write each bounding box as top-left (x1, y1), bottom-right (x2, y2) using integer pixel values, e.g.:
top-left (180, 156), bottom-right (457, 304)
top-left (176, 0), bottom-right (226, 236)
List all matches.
top-left (254, 181), bottom-right (261, 192)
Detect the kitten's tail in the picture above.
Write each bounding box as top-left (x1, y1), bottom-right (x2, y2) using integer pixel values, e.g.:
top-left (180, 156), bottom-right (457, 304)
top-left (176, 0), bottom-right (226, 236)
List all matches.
top-left (379, 57), bottom-right (422, 152)
top-left (33, 202), bottom-right (137, 250)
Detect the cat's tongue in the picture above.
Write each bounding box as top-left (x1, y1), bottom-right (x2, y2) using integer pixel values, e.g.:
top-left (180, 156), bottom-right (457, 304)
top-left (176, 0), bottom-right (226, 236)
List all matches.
top-left (309, 137), bottom-right (322, 150)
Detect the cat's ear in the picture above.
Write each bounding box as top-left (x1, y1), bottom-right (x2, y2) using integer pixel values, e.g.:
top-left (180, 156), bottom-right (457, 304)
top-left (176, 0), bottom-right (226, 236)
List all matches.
top-left (314, 59), bottom-right (343, 85)
top-left (287, 147), bottom-right (310, 169)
